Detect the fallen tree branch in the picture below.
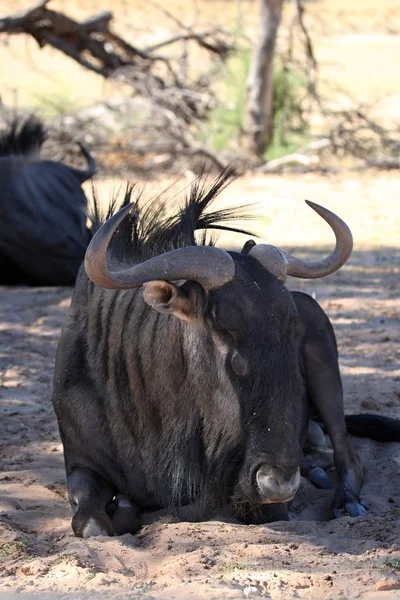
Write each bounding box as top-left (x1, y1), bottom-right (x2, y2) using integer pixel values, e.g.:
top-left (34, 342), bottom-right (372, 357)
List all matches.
top-left (0, 0), bottom-right (49, 33)
top-left (0, 0), bottom-right (236, 171)
top-left (145, 30), bottom-right (232, 57)
top-left (78, 11), bottom-right (113, 33)
top-left (257, 152), bottom-right (320, 173)
top-left (365, 158), bottom-right (400, 170)
top-left (0, 0), bottom-right (231, 111)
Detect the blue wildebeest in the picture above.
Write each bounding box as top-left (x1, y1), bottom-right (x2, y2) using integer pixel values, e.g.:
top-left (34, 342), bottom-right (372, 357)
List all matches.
top-left (52, 171), bottom-right (400, 537)
top-left (0, 116), bottom-right (96, 285)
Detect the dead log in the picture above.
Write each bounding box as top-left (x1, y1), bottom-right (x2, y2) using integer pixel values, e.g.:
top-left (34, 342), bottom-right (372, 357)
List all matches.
top-left (0, 0), bottom-right (232, 120)
top-left (0, 0), bottom-right (236, 170)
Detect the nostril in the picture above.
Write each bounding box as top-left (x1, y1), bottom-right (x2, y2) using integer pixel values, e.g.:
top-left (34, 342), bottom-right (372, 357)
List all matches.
top-left (256, 472), bottom-right (281, 497)
top-left (255, 467), bottom-right (272, 488)
top-left (256, 471), bottom-right (277, 490)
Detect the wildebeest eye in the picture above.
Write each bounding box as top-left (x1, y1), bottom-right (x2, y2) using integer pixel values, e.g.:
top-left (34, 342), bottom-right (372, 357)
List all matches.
top-left (231, 350), bottom-right (248, 376)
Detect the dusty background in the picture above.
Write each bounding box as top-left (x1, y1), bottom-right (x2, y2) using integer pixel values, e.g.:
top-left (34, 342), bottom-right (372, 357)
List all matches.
top-left (0, 171), bottom-right (400, 599)
top-left (0, 0), bottom-right (400, 598)
top-left (1, 0), bottom-right (400, 123)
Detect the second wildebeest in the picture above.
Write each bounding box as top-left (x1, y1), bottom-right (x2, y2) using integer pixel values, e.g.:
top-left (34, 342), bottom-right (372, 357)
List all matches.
top-left (52, 171), bottom-right (400, 537)
top-left (0, 116), bottom-right (96, 285)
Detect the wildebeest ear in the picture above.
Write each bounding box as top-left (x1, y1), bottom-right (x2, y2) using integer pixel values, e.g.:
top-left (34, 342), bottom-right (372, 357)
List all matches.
top-left (241, 240), bottom-right (256, 254)
top-left (142, 281), bottom-right (193, 321)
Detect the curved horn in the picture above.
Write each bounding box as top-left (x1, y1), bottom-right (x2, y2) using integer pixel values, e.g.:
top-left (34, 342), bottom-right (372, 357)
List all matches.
top-left (84, 203), bottom-right (235, 291)
top-left (249, 200), bottom-right (353, 280)
top-left (241, 239), bottom-right (256, 255)
top-left (71, 142), bottom-right (97, 183)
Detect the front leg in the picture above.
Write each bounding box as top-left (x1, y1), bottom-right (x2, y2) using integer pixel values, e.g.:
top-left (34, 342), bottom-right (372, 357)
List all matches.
top-left (68, 468), bottom-right (141, 537)
top-left (302, 420), bottom-right (334, 490)
top-left (68, 467), bottom-right (115, 537)
top-left (293, 292), bottom-right (367, 518)
top-left (303, 333), bottom-right (367, 517)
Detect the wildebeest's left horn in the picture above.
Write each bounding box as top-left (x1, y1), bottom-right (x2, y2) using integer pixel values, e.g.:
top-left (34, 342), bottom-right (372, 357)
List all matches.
top-left (249, 201), bottom-right (353, 280)
top-left (84, 203), bottom-right (235, 291)
top-left (71, 142), bottom-right (97, 183)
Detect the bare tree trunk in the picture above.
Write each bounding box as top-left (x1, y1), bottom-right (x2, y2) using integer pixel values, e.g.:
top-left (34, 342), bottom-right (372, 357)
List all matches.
top-left (244, 0), bottom-right (283, 157)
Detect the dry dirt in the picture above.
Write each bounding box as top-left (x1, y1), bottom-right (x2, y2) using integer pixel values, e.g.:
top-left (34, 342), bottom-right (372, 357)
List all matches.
top-left (0, 172), bottom-right (399, 599)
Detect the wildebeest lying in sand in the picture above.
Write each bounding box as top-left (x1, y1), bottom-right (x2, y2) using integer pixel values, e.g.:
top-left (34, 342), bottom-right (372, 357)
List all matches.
top-left (0, 116), bottom-right (96, 285)
top-left (52, 170), bottom-right (400, 537)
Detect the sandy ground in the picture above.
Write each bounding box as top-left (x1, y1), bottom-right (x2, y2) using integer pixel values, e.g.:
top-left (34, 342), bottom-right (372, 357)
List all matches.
top-left (0, 172), bottom-right (399, 599)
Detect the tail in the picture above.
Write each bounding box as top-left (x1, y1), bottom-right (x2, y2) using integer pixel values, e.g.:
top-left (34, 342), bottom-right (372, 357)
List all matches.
top-left (71, 142), bottom-right (97, 183)
top-left (345, 414), bottom-right (400, 443)
top-left (0, 115), bottom-right (46, 157)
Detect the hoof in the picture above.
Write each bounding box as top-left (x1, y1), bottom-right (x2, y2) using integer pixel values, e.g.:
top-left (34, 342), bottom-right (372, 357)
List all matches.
top-left (306, 421), bottom-right (327, 448)
top-left (309, 467), bottom-right (332, 490)
top-left (331, 502), bottom-right (368, 520)
top-left (72, 509), bottom-right (114, 538)
top-left (345, 502), bottom-right (368, 518)
top-left (110, 495), bottom-right (141, 535)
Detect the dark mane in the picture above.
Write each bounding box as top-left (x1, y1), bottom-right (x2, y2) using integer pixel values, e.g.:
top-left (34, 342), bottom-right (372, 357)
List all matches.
top-left (90, 167), bottom-right (255, 267)
top-left (0, 115), bottom-right (46, 157)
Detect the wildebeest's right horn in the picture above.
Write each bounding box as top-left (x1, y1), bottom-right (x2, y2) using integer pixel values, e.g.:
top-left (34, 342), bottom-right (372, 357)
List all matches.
top-left (84, 203), bottom-right (235, 291)
top-left (249, 200), bottom-right (353, 280)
